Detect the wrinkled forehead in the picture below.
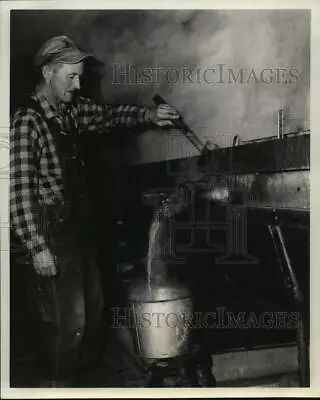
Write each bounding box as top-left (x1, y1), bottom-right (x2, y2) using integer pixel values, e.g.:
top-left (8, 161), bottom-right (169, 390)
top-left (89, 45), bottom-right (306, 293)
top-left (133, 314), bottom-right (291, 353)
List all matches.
top-left (54, 62), bottom-right (84, 75)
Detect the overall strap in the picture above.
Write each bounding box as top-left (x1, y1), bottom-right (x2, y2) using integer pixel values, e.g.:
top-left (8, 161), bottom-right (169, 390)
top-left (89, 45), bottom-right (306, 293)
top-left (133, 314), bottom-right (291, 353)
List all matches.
top-left (18, 97), bottom-right (88, 200)
top-left (22, 97), bottom-right (61, 141)
top-left (20, 97), bottom-right (68, 185)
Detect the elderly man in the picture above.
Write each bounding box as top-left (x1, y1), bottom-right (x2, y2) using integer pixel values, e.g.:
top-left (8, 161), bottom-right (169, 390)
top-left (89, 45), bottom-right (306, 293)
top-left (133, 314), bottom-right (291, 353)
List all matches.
top-left (10, 35), bottom-right (179, 387)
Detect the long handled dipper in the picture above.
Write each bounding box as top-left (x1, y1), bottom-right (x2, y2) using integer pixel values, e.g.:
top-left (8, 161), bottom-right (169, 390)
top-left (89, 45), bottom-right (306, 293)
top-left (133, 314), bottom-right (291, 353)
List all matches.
top-left (152, 94), bottom-right (213, 165)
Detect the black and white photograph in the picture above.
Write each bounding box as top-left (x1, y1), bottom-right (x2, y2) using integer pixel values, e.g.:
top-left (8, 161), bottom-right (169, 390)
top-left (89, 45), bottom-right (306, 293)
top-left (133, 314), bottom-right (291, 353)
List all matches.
top-left (1, 1), bottom-right (319, 397)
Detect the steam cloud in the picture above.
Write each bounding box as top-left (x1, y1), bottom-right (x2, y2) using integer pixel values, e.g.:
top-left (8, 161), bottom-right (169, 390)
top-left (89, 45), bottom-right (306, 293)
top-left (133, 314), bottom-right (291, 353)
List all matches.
top-left (12, 10), bottom-right (310, 163)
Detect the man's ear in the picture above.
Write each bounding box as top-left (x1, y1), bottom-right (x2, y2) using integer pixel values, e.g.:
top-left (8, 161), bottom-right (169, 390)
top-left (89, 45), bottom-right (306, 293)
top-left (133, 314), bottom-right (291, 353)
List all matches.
top-left (42, 64), bottom-right (54, 84)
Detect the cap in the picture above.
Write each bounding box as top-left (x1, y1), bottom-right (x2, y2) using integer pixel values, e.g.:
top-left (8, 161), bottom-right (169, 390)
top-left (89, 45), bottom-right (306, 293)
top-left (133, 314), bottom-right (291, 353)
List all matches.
top-left (34, 35), bottom-right (93, 67)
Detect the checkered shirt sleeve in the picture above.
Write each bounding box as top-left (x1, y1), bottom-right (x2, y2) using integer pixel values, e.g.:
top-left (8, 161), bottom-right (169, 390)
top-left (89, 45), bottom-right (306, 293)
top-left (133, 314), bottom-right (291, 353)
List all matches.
top-left (76, 96), bottom-right (149, 133)
top-left (10, 109), bottom-right (49, 257)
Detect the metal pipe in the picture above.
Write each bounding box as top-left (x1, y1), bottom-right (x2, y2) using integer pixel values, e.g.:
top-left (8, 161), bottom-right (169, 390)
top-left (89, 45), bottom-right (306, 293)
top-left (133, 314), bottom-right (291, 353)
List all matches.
top-left (274, 224), bottom-right (303, 304)
top-left (268, 223), bottom-right (309, 387)
top-left (278, 109), bottom-right (284, 139)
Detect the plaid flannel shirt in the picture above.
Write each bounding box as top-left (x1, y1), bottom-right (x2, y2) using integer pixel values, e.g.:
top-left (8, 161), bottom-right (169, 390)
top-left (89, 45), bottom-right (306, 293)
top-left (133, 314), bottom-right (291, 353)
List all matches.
top-left (10, 91), bottom-right (149, 257)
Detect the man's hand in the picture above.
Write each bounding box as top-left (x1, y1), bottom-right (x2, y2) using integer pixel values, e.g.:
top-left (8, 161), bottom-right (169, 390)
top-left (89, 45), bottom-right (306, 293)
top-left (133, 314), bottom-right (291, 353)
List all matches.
top-left (146, 104), bottom-right (180, 127)
top-left (33, 248), bottom-right (57, 276)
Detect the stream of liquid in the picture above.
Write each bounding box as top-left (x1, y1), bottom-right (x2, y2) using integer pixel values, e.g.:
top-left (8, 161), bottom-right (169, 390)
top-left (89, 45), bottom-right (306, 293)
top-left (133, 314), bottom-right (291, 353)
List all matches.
top-left (146, 210), bottom-right (161, 293)
top-left (145, 196), bottom-right (182, 297)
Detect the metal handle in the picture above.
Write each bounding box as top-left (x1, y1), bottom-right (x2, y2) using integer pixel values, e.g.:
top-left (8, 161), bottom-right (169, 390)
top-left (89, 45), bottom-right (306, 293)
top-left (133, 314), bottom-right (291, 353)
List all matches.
top-left (152, 95), bottom-right (205, 154)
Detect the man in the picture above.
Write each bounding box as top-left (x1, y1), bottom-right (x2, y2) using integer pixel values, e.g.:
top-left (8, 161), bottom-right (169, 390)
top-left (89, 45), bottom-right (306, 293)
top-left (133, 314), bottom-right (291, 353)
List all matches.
top-left (10, 35), bottom-right (179, 387)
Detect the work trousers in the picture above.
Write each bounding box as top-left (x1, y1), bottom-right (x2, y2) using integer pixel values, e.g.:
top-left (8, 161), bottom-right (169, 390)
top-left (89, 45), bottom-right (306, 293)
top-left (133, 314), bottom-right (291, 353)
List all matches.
top-left (12, 195), bottom-right (104, 382)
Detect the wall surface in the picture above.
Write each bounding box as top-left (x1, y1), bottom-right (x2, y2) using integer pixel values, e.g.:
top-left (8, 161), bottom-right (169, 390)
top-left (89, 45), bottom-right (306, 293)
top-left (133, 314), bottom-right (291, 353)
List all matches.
top-left (11, 10), bottom-right (310, 164)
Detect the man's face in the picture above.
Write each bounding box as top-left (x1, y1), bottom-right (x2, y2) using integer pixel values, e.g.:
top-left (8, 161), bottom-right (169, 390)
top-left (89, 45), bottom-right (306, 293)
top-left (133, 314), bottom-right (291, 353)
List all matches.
top-left (48, 62), bottom-right (84, 103)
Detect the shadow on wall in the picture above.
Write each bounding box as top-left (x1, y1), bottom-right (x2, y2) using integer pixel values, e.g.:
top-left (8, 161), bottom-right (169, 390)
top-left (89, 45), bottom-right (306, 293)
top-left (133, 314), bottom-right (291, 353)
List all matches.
top-left (11, 9), bottom-right (310, 163)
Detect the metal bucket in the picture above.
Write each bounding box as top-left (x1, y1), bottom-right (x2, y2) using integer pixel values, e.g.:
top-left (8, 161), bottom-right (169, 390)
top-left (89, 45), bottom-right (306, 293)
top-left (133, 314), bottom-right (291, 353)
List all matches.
top-left (127, 279), bottom-right (193, 360)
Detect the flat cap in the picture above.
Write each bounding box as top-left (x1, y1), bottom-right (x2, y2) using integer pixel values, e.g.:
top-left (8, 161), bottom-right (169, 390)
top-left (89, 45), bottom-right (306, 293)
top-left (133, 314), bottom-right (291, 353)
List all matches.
top-left (34, 35), bottom-right (93, 67)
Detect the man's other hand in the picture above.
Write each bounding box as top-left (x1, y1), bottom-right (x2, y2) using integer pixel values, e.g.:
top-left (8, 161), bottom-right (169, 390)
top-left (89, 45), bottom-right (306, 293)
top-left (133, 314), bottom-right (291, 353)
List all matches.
top-left (33, 249), bottom-right (57, 276)
top-left (147, 104), bottom-right (180, 127)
